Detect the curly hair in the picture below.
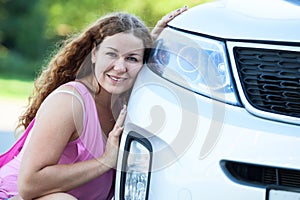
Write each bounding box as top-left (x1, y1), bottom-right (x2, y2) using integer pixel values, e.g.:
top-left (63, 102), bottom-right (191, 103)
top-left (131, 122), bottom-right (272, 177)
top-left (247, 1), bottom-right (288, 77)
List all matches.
top-left (17, 12), bottom-right (153, 130)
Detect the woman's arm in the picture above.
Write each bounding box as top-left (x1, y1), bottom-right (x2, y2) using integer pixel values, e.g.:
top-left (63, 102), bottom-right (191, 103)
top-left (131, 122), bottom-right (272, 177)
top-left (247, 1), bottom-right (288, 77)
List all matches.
top-left (18, 90), bottom-right (126, 199)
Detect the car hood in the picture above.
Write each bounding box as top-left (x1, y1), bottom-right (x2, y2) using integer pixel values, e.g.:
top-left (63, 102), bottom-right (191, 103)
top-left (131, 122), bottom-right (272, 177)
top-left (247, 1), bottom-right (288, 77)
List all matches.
top-left (168, 0), bottom-right (300, 43)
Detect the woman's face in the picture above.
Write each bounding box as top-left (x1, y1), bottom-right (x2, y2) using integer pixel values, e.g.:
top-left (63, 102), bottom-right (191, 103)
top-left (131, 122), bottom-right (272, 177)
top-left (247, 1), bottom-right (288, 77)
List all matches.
top-left (92, 32), bottom-right (145, 94)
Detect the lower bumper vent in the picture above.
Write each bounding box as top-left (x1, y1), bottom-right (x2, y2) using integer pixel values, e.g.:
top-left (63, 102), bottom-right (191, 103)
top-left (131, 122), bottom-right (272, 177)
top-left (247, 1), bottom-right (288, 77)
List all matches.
top-left (221, 160), bottom-right (300, 188)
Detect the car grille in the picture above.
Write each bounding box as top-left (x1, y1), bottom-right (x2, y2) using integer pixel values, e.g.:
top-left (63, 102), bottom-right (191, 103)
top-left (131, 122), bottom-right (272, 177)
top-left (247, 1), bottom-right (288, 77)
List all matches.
top-left (234, 47), bottom-right (300, 118)
top-left (221, 160), bottom-right (300, 188)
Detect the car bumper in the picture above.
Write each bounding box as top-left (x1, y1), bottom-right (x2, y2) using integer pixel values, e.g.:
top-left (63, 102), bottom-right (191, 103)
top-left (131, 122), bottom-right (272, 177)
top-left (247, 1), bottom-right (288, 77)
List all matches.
top-left (115, 66), bottom-right (300, 199)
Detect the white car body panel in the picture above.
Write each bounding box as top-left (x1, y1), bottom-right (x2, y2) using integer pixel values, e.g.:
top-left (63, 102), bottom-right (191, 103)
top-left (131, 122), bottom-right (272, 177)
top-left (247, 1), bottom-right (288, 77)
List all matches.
top-left (115, 0), bottom-right (300, 199)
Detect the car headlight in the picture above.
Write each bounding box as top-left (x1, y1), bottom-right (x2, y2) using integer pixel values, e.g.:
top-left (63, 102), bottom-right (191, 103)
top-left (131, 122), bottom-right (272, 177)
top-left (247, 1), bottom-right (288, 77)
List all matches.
top-left (147, 27), bottom-right (240, 105)
top-left (121, 132), bottom-right (152, 200)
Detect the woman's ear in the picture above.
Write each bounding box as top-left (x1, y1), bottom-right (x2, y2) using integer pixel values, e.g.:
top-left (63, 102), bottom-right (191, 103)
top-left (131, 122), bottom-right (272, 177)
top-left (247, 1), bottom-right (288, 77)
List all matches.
top-left (91, 44), bottom-right (97, 63)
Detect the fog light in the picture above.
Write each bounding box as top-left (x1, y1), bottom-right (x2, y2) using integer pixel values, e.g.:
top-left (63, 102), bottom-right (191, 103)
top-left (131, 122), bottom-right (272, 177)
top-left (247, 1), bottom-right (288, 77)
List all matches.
top-left (124, 140), bottom-right (151, 200)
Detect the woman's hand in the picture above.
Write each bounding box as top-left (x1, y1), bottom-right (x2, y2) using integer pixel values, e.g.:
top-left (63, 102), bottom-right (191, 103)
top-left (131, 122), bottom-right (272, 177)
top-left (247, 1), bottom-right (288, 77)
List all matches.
top-left (151, 6), bottom-right (188, 41)
top-left (101, 105), bottom-right (127, 168)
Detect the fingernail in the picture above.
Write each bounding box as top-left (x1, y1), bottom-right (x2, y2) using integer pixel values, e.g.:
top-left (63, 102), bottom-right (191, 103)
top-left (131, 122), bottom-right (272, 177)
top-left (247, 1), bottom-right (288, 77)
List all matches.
top-left (121, 105), bottom-right (127, 113)
top-left (169, 15), bottom-right (173, 18)
top-left (184, 5), bottom-right (188, 8)
top-left (176, 8), bottom-right (181, 12)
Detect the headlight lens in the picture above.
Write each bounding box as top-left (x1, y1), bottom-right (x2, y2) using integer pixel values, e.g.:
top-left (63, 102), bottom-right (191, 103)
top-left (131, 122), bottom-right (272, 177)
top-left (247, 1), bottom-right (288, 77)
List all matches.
top-left (147, 28), bottom-right (239, 105)
top-left (124, 140), bottom-right (151, 200)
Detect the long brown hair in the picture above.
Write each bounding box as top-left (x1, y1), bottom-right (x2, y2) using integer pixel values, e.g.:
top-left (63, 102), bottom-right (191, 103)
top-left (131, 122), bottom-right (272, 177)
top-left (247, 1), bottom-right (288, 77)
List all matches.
top-left (18, 12), bottom-right (153, 130)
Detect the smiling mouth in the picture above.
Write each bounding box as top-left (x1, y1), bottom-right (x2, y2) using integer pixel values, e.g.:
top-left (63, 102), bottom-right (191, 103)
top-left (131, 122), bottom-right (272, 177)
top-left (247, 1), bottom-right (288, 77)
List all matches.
top-left (107, 74), bottom-right (126, 83)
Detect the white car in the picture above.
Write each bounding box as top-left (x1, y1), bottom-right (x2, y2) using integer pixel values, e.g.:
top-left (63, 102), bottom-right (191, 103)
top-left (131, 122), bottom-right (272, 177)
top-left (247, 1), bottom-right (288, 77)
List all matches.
top-left (115, 0), bottom-right (300, 199)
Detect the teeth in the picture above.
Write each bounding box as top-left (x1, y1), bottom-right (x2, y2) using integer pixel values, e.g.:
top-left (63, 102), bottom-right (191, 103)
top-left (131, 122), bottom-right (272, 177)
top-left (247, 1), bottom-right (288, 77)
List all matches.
top-left (110, 75), bottom-right (124, 82)
top-left (111, 76), bottom-right (119, 81)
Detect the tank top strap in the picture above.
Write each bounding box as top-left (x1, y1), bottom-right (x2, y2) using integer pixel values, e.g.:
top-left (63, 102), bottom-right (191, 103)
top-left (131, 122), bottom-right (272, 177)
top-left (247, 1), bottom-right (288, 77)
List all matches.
top-left (64, 81), bottom-right (90, 97)
top-left (63, 81), bottom-right (101, 142)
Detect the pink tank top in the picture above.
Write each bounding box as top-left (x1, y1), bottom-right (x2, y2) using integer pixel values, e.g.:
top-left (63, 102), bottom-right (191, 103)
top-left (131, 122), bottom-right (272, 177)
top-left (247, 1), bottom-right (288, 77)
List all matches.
top-left (0, 81), bottom-right (115, 200)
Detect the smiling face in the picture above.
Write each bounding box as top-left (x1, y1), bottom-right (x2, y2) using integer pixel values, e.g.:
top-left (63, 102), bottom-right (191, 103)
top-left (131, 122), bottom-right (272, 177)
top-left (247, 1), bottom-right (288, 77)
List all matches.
top-left (92, 32), bottom-right (145, 94)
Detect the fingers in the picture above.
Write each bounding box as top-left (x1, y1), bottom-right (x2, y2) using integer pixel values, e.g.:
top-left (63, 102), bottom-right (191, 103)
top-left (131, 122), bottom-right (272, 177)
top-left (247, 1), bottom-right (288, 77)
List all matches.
top-left (165, 5), bottom-right (188, 22)
top-left (151, 6), bottom-right (188, 40)
top-left (116, 105), bottom-right (127, 128)
top-left (160, 6), bottom-right (188, 27)
top-left (111, 105), bottom-right (127, 136)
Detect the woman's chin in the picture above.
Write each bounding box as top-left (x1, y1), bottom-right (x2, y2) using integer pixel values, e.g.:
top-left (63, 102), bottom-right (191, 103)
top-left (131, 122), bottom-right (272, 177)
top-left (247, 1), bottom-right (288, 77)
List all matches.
top-left (105, 85), bottom-right (131, 95)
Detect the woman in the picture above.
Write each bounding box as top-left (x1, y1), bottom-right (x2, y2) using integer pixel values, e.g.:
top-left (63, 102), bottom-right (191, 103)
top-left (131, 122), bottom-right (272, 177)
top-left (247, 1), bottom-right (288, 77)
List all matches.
top-left (0, 7), bottom-right (187, 200)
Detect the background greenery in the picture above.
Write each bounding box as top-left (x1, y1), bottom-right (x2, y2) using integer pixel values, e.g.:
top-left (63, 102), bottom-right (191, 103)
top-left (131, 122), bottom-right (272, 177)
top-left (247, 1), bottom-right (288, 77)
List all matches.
top-left (0, 0), bottom-right (209, 100)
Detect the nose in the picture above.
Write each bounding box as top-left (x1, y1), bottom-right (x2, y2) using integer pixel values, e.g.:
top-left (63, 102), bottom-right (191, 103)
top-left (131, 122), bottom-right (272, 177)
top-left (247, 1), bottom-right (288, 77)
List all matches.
top-left (113, 58), bottom-right (127, 72)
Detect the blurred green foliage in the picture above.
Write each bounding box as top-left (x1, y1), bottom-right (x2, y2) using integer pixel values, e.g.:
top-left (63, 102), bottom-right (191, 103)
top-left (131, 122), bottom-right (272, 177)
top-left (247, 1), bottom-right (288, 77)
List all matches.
top-left (0, 0), bottom-right (210, 80)
top-left (0, 77), bottom-right (33, 99)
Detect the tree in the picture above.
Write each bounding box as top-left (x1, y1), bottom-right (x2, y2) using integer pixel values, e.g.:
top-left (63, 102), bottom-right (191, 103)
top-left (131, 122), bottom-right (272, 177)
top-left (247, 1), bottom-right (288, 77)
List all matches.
top-left (0, 0), bottom-right (46, 59)
top-left (0, 0), bottom-right (209, 79)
